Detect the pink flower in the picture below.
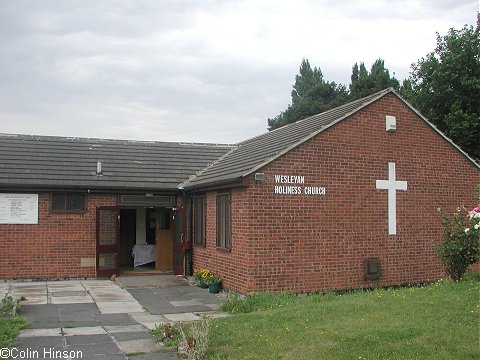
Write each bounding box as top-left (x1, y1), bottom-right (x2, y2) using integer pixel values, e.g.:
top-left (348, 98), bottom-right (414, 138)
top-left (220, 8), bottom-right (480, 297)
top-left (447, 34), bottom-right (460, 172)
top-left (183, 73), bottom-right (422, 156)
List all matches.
top-left (468, 205), bottom-right (480, 217)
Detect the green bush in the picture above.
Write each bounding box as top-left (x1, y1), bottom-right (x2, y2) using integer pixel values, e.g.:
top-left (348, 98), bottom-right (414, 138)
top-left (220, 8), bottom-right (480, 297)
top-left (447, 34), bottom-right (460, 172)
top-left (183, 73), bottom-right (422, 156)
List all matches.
top-left (438, 206), bottom-right (480, 280)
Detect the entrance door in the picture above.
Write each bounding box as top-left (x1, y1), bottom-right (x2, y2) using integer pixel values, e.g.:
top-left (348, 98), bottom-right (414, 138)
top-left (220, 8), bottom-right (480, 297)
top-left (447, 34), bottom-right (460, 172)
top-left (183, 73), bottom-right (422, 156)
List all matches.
top-left (155, 209), bottom-right (173, 271)
top-left (96, 207), bottom-right (120, 277)
top-left (173, 208), bottom-right (186, 275)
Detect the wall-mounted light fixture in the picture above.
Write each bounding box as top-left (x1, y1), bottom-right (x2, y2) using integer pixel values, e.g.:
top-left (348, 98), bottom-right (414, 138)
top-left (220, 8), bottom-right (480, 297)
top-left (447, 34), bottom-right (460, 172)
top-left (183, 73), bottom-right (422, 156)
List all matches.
top-left (254, 172), bottom-right (265, 181)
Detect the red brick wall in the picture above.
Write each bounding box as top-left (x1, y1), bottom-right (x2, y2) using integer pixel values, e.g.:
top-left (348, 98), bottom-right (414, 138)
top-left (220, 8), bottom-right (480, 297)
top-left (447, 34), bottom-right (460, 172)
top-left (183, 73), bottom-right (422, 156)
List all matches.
top-left (193, 94), bottom-right (480, 293)
top-left (192, 190), bottom-right (252, 292)
top-left (0, 193), bottom-right (116, 279)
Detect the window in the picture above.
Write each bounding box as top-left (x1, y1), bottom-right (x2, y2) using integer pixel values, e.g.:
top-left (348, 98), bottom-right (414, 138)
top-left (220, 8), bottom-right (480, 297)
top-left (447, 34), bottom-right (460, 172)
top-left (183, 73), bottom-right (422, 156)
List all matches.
top-left (216, 193), bottom-right (231, 249)
top-left (193, 196), bottom-right (206, 246)
top-left (51, 193), bottom-right (85, 212)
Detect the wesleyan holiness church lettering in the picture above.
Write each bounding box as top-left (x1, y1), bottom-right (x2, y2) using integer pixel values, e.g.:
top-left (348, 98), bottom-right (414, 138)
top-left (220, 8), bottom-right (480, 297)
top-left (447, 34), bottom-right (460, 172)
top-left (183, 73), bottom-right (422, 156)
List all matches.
top-left (274, 175), bottom-right (326, 195)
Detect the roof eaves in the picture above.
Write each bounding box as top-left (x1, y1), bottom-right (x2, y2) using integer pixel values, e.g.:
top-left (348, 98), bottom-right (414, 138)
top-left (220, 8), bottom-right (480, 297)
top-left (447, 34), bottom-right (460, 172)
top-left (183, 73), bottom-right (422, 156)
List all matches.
top-left (241, 87), bottom-right (395, 177)
top-left (390, 89), bottom-right (480, 169)
top-left (181, 176), bottom-right (245, 192)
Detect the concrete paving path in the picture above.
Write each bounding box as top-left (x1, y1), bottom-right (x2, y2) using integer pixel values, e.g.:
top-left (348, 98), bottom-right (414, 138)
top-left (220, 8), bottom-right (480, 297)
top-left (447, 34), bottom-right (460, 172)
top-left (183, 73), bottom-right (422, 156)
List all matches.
top-left (2, 277), bottom-right (225, 359)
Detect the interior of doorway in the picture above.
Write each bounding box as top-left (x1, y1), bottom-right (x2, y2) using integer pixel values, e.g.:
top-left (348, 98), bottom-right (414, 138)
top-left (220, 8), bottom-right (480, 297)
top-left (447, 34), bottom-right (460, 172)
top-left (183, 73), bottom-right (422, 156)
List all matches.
top-left (119, 207), bottom-right (174, 275)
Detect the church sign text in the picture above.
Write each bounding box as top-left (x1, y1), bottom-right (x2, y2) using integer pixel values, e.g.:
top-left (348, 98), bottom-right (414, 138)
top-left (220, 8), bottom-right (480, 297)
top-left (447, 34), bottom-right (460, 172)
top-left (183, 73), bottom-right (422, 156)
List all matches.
top-left (274, 175), bottom-right (325, 196)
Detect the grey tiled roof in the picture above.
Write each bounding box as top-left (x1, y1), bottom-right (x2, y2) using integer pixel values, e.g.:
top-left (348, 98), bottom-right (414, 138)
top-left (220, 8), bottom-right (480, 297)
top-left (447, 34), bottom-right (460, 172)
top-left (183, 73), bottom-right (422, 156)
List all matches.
top-left (181, 88), bottom-right (394, 189)
top-left (0, 134), bottom-right (233, 191)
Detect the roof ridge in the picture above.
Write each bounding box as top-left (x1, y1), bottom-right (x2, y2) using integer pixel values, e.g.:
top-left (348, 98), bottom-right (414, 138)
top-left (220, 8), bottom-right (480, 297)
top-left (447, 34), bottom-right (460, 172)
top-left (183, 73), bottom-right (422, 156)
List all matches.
top-left (178, 145), bottom-right (240, 189)
top-left (0, 133), bottom-right (234, 148)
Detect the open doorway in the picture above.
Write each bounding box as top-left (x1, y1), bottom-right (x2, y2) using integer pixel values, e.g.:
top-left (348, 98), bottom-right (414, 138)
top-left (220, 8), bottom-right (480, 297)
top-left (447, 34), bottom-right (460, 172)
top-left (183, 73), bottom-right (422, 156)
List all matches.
top-left (119, 207), bottom-right (182, 275)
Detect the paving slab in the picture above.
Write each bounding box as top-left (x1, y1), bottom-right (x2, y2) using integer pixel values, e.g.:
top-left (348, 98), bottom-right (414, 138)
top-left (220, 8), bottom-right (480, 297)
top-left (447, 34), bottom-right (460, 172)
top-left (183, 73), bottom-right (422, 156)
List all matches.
top-left (47, 280), bottom-right (85, 289)
top-left (150, 305), bottom-right (214, 315)
top-left (96, 313), bottom-right (139, 326)
top-left (129, 352), bottom-right (179, 360)
top-left (50, 295), bottom-right (94, 304)
top-left (130, 313), bottom-right (170, 330)
top-left (126, 281), bottom-right (223, 316)
top-left (65, 334), bottom-right (113, 345)
top-left (10, 287), bottom-right (46, 296)
top-left (100, 306), bottom-right (145, 314)
top-left (116, 338), bottom-right (161, 354)
top-left (58, 302), bottom-right (100, 313)
top-left (62, 320), bottom-right (99, 328)
top-left (21, 304), bottom-right (61, 329)
top-left (91, 352), bottom-right (128, 359)
top-left (110, 331), bottom-right (153, 342)
top-left (169, 299), bottom-right (202, 307)
top-left (139, 322), bottom-right (168, 330)
top-left (58, 303), bottom-right (101, 321)
top-left (65, 342), bottom-right (123, 356)
top-left (18, 328), bottom-right (62, 337)
top-left (63, 326), bottom-right (107, 336)
top-left (10, 282), bottom-right (47, 287)
top-left (104, 324), bottom-right (147, 333)
top-left (163, 313), bottom-right (201, 322)
top-left (83, 281), bottom-right (145, 314)
top-left (14, 335), bottom-right (64, 347)
top-left (19, 297), bottom-right (48, 305)
top-left (129, 313), bottom-right (169, 324)
top-left (116, 275), bottom-right (188, 288)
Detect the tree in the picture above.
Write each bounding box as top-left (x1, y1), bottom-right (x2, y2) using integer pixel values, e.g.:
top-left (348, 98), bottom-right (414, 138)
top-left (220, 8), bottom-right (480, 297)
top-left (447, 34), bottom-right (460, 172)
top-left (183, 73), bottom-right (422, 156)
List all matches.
top-left (268, 59), bottom-right (348, 130)
top-left (268, 58), bottom-right (399, 130)
top-left (401, 21), bottom-right (480, 160)
top-left (349, 59), bottom-right (400, 100)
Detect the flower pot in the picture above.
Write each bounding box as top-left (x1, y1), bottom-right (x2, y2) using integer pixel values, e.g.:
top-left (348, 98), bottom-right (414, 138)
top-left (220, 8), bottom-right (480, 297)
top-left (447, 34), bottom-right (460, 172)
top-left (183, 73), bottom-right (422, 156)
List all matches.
top-left (199, 279), bottom-right (208, 289)
top-left (208, 282), bottom-right (221, 294)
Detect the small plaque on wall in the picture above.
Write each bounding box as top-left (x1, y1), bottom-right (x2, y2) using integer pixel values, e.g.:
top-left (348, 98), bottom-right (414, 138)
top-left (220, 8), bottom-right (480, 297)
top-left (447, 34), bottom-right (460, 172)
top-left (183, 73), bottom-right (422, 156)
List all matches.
top-left (0, 193), bottom-right (38, 224)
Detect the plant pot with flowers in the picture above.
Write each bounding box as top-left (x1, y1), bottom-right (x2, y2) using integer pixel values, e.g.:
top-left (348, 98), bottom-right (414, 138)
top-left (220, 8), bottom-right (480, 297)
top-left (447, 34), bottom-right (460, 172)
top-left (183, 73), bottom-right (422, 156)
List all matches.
top-left (193, 269), bottom-right (211, 288)
top-left (205, 274), bottom-right (222, 294)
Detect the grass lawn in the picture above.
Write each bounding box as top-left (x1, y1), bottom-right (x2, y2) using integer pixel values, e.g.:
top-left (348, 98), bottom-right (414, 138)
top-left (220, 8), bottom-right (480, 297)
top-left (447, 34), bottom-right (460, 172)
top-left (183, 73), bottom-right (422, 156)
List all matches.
top-left (205, 278), bottom-right (480, 359)
top-left (0, 296), bottom-right (29, 348)
top-left (0, 316), bottom-right (29, 348)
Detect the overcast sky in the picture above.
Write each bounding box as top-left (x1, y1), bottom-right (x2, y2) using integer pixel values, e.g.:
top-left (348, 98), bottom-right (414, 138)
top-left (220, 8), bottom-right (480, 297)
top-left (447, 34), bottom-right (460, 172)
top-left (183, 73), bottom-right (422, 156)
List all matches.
top-left (0, 1), bottom-right (477, 144)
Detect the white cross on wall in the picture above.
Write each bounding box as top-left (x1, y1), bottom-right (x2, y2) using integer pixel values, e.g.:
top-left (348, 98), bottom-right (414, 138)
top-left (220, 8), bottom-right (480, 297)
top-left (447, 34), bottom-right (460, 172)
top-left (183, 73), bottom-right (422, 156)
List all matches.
top-left (376, 162), bottom-right (407, 235)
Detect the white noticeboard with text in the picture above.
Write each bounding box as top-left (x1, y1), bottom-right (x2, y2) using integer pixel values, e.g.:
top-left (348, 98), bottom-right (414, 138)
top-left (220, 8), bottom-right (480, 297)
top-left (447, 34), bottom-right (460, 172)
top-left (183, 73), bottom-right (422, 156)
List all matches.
top-left (0, 193), bottom-right (38, 224)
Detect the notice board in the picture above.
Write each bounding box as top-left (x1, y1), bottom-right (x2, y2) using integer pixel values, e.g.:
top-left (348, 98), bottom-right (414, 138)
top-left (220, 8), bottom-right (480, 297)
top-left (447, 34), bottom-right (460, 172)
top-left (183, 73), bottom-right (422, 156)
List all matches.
top-left (0, 193), bottom-right (38, 224)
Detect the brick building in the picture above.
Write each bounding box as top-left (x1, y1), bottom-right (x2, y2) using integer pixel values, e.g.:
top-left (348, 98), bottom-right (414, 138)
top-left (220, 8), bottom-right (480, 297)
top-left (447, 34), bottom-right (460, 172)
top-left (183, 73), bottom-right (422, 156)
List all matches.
top-left (1, 88), bottom-right (478, 293)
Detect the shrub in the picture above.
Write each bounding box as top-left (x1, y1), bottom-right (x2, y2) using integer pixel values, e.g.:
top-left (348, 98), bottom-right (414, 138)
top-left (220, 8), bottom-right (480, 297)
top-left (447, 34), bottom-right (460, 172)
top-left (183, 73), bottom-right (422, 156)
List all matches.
top-left (438, 206), bottom-right (480, 280)
top-left (151, 323), bottom-right (182, 348)
top-left (178, 318), bottom-right (210, 360)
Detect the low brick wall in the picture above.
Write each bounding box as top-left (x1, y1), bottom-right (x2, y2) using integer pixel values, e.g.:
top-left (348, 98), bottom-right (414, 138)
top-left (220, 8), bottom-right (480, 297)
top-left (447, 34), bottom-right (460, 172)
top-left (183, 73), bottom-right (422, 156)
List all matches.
top-left (0, 193), bottom-right (116, 279)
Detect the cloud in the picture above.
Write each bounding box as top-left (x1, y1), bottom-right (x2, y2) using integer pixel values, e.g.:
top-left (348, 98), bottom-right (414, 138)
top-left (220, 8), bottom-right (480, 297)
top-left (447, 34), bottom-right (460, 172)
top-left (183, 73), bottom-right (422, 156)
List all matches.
top-left (0, 0), bottom-right (477, 143)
